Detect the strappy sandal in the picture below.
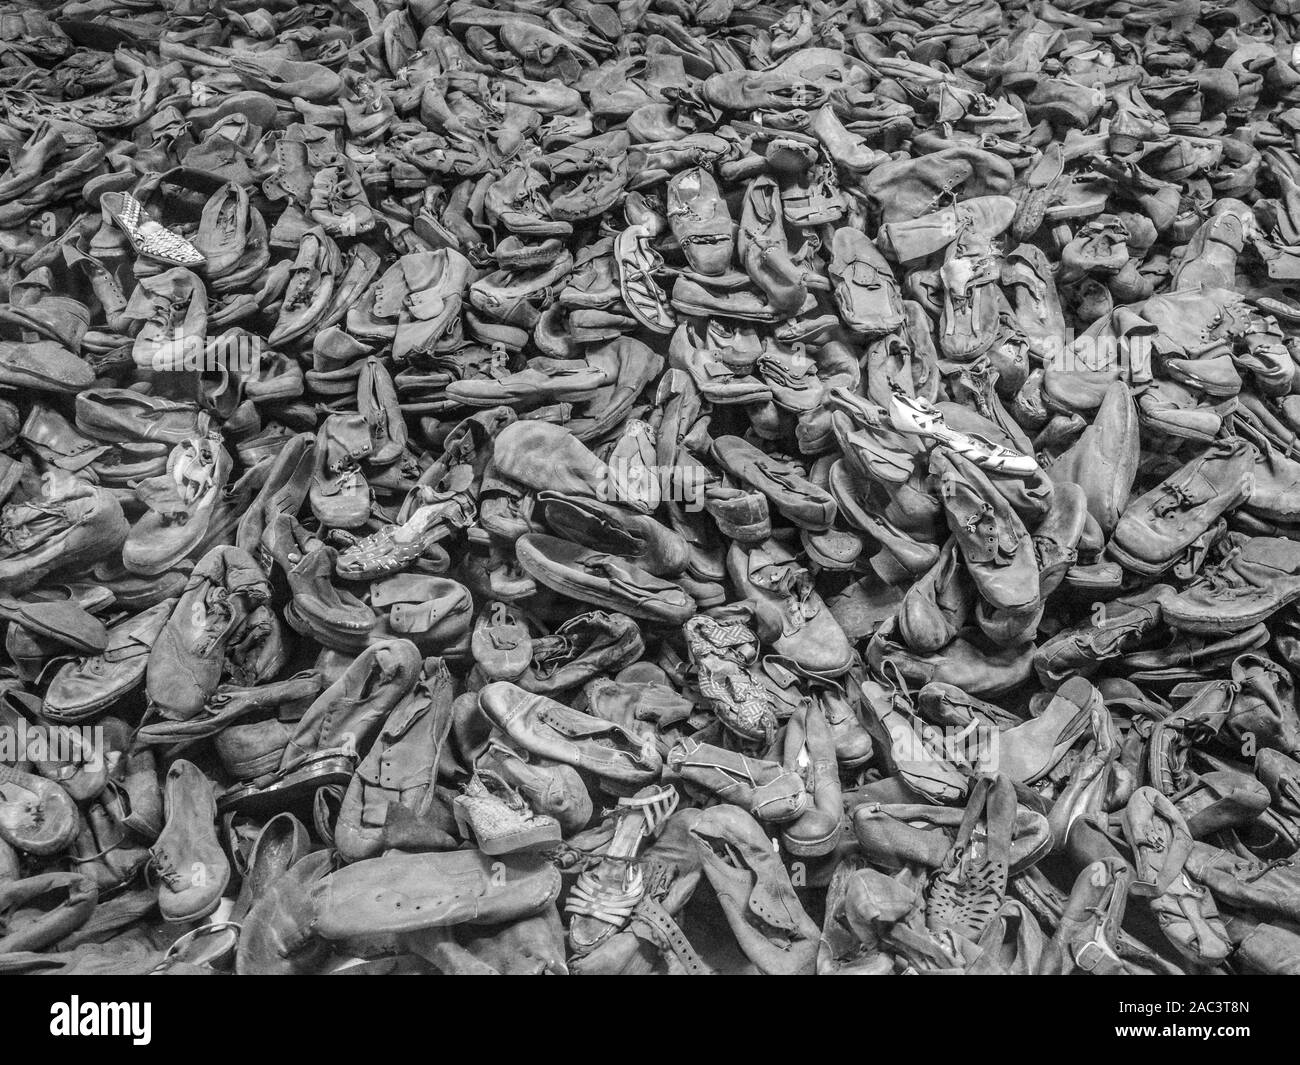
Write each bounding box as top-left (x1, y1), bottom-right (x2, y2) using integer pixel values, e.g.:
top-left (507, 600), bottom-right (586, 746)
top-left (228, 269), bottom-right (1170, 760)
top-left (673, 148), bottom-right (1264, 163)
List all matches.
top-left (566, 784), bottom-right (679, 955)
top-left (333, 496), bottom-right (469, 581)
top-left (926, 774), bottom-right (1015, 945)
top-left (615, 223), bottom-right (676, 333)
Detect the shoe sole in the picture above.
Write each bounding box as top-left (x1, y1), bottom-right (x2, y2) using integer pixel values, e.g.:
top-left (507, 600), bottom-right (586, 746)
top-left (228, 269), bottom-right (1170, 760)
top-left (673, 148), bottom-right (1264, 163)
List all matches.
top-left (801, 528), bottom-right (861, 570)
top-left (1161, 587), bottom-right (1300, 635)
top-left (160, 871), bottom-right (232, 925)
top-left (515, 538), bottom-right (693, 624)
top-left (1135, 413), bottom-right (1220, 444)
top-left (218, 754), bottom-right (355, 816)
top-left (781, 825), bottom-right (842, 858)
top-left (1105, 538), bottom-right (1175, 578)
top-left (461, 820), bottom-right (562, 856)
top-left (446, 385), bottom-right (606, 408)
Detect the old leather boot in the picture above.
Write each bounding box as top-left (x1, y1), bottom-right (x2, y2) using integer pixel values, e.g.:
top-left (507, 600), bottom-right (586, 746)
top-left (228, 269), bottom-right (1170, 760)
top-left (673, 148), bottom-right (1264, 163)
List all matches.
top-left (1110, 438), bottom-right (1255, 576)
top-left (666, 167), bottom-right (734, 276)
top-left (334, 658), bottom-right (453, 863)
top-left (145, 546), bottom-right (271, 721)
top-left (931, 449), bottom-right (1040, 616)
top-left (780, 700), bottom-right (842, 858)
top-left (1161, 535), bottom-right (1300, 632)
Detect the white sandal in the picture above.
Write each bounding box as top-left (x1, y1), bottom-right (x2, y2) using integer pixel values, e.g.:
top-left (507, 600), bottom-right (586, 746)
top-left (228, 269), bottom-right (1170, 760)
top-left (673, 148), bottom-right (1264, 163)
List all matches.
top-left (888, 386), bottom-right (1040, 477)
top-left (565, 784), bottom-right (679, 955)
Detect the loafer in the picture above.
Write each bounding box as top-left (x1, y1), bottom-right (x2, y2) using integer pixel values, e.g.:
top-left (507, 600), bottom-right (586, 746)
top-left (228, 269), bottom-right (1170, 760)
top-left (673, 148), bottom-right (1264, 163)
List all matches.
top-left (310, 849), bottom-right (560, 939)
top-left (516, 533), bottom-right (695, 624)
top-left (712, 435), bottom-right (836, 530)
top-left (479, 681), bottom-right (661, 789)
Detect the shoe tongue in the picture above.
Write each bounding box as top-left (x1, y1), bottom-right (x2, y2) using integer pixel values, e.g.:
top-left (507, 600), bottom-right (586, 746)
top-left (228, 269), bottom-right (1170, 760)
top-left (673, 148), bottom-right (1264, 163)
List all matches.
top-left (941, 249), bottom-right (978, 295)
top-left (531, 632), bottom-right (578, 673)
top-left (136, 473), bottom-right (189, 520)
top-left (173, 444), bottom-right (214, 504)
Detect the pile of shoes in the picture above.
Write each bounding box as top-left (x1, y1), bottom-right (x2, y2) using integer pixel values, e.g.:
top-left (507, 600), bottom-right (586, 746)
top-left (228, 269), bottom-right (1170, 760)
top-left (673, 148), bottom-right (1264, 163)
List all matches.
top-left (6, 0), bottom-right (1300, 977)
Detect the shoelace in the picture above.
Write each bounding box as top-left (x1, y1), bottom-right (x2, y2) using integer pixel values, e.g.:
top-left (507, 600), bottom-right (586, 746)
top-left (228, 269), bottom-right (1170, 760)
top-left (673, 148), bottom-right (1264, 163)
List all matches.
top-left (1153, 480), bottom-right (1203, 517)
top-left (1238, 856), bottom-right (1294, 883)
top-left (1195, 546), bottom-right (1247, 591)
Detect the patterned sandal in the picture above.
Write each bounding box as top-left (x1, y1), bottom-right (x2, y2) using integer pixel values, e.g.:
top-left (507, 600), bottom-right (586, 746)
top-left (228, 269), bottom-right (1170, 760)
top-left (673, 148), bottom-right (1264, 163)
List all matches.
top-left (926, 774), bottom-right (1016, 946)
top-left (99, 191), bottom-right (205, 268)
